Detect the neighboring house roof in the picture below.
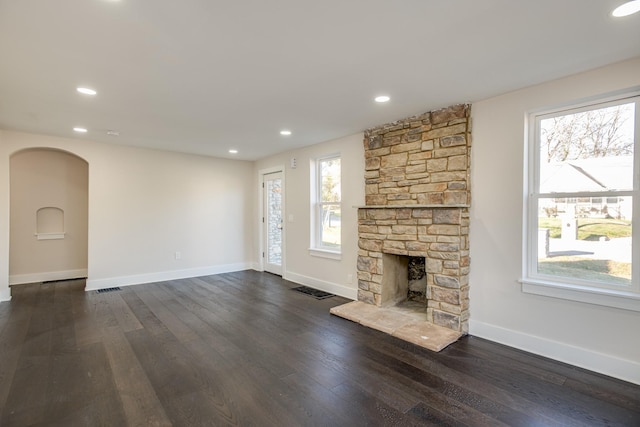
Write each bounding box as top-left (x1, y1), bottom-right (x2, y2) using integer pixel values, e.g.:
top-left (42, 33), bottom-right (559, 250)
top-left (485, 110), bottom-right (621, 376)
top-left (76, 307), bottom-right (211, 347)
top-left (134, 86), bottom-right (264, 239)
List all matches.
top-left (540, 156), bottom-right (633, 193)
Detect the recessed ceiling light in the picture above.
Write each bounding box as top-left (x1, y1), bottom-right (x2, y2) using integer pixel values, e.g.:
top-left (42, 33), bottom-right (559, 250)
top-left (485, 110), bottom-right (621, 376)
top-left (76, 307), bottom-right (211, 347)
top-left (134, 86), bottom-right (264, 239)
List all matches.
top-left (280, 130), bottom-right (292, 136)
top-left (612, 0), bottom-right (640, 17)
top-left (76, 87), bottom-right (97, 96)
top-left (73, 127), bottom-right (88, 133)
top-left (229, 149), bottom-right (238, 154)
top-left (106, 130), bottom-right (120, 136)
top-left (375, 95), bottom-right (390, 103)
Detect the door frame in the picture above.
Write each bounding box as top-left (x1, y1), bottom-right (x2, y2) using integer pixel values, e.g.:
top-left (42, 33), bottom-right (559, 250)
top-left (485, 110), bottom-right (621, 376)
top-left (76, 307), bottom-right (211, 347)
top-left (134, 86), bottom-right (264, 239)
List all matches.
top-left (258, 166), bottom-right (285, 275)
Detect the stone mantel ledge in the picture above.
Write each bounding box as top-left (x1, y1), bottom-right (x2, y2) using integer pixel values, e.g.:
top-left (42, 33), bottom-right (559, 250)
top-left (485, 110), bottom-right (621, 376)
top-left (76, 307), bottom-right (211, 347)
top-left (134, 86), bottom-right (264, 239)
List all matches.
top-left (354, 204), bottom-right (470, 209)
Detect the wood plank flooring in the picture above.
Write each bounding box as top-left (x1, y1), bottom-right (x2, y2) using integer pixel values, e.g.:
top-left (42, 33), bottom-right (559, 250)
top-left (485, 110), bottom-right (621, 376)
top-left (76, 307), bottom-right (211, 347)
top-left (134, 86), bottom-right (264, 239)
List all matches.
top-left (0, 271), bottom-right (638, 426)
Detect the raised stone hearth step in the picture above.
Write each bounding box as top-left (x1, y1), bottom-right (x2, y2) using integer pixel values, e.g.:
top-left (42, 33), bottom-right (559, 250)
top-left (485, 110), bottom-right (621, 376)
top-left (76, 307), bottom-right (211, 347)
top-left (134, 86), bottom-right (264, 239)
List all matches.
top-left (330, 301), bottom-right (462, 352)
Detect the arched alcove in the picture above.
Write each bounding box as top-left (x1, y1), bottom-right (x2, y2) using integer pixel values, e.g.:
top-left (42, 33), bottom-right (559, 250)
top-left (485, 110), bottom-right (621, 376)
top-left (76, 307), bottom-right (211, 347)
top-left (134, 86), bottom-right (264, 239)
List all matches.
top-left (9, 148), bottom-right (89, 285)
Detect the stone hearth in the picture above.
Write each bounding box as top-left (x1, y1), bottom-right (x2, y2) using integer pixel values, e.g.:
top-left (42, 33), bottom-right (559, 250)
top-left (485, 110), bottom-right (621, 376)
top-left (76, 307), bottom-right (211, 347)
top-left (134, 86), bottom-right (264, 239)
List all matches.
top-left (330, 300), bottom-right (461, 352)
top-left (332, 104), bottom-right (471, 343)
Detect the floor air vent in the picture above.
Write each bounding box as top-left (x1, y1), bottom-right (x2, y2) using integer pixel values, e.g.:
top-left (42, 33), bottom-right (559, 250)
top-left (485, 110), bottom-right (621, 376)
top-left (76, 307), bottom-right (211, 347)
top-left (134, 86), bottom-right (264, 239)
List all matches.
top-left (96, 287), bottom-right (122, 294)
top-left (292, 286), bottom-right (334, 300)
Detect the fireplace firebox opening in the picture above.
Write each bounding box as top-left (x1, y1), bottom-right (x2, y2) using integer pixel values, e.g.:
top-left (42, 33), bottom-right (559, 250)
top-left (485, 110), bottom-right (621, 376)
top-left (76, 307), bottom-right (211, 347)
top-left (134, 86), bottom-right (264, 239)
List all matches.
top-left (380, 254), bottom-right (427, 308)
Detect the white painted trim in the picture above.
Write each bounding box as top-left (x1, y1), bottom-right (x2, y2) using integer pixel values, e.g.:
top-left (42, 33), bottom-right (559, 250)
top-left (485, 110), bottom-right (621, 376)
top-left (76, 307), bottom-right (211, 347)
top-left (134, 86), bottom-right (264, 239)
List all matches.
top-left (0, 288), bottom-right (11, 302)
top-left (523, 91), bottom-right (640, 300)
top-left (470, 319), bottom-right (640, 385)
top-left (85, 263), bottom-right (251, 291)
top-left (312, 153), bottom-right (342, 253)
top-left (284, 270), bottom-right (357, 300)
top-left (521, 279), bottom-right (640, 312)
top-left (308, 248), bottom-right (342, 260)
top-left (257, 165), bottom-right (286, 274)
top-left (10, 269), bottom-right (88, 285)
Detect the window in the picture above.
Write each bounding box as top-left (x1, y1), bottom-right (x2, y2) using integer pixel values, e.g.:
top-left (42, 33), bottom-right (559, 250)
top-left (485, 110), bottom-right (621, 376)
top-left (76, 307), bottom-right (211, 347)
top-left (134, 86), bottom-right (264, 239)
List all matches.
top-left (524, 91), bottom-right (639, 309)
top-left (311, 155), bottom-right (341, 257)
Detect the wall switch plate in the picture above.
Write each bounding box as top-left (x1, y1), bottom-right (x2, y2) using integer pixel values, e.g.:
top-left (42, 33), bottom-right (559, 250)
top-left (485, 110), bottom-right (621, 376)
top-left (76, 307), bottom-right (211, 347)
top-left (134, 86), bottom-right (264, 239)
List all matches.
top-left (175, 251), bottom-right (181, 260)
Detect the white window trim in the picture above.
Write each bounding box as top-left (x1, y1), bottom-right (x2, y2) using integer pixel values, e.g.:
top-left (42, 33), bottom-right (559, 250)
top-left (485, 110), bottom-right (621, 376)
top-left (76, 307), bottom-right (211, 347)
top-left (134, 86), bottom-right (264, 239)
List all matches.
top-left (522, 89), bottom-right (640, 311)
top-left (308, 247), bottom-right (342, 260)
top-left (311, 153), bottom-right (342, 256)
top-left (520, 279), bottom-right (640, 312)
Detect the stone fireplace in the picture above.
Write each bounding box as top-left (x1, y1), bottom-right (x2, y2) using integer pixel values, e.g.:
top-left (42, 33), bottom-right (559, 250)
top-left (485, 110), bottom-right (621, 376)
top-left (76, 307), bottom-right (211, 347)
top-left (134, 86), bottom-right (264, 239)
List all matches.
top-left (356, 104), bottom-right (470, 334)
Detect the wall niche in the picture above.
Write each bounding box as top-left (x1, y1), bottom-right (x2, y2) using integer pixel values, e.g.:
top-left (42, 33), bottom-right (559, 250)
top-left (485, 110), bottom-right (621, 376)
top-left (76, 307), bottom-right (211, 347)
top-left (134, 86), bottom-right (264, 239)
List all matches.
top-left (36, 207), bottom-right (65, 240)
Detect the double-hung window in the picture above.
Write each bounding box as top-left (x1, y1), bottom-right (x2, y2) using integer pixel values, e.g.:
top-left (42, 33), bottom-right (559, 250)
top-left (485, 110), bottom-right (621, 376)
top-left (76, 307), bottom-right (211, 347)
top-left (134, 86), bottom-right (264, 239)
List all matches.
top-left (310, 155), bottom-right (341, 258)
top-left (524, 91), bottom-right (639, 309)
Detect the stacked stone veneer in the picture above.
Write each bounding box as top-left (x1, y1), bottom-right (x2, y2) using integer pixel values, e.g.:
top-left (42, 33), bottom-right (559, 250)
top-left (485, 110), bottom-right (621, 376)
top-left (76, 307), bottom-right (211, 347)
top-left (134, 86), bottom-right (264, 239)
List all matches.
top-left (357, 104), bottom-right (471, 333)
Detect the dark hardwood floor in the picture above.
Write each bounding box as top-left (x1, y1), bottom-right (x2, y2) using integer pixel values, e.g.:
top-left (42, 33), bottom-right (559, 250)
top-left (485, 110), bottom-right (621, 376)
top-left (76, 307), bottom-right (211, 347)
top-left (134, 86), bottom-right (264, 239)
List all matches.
top-left (0, 271), bottom-right (638, 426)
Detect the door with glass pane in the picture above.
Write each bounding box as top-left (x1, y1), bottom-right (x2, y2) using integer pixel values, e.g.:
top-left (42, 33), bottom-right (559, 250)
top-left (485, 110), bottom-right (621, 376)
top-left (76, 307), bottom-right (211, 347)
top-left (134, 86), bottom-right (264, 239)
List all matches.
top-left (263, 171), bottom-right (283, 275)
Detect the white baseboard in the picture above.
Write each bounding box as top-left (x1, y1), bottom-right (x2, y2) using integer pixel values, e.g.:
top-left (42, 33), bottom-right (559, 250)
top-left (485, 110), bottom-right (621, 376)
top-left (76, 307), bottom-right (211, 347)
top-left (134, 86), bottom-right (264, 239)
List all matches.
top-left (284, 271), bottom-right (357, 300)
top-left (0, 287), bottom-right (11, 302)
top-left (85, 263), bottom-right (252, 291)
top-left (470, 319), bottom-right (640, 386)
top-left (9, 269), bottom-right (88, 286)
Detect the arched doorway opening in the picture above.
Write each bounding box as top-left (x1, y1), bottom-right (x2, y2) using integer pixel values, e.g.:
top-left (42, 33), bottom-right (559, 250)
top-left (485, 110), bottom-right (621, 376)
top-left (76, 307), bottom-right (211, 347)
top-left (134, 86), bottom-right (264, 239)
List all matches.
top-left (9, 148), bottom-right (89, 287)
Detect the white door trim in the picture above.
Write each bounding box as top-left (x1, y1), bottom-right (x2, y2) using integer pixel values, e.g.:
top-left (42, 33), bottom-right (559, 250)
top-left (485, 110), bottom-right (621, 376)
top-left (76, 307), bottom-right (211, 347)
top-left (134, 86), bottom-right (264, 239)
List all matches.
top-left (258, 166), bottom-right (285, 274)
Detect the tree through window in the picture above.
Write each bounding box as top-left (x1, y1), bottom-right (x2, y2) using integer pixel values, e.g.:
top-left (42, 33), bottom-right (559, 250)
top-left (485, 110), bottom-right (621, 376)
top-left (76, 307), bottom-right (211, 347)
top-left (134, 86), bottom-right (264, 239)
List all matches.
top-left (315, 155), bottom-right (341, 252)
top-left (527, 94), bottom-right (638, 293)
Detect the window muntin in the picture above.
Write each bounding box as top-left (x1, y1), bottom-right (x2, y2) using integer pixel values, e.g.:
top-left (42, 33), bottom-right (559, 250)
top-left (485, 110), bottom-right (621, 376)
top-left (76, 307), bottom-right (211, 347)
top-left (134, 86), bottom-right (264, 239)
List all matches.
top-left (314, 155), bottom-right (341, 252)
top-left (528, 95), bottom-right (638, 293)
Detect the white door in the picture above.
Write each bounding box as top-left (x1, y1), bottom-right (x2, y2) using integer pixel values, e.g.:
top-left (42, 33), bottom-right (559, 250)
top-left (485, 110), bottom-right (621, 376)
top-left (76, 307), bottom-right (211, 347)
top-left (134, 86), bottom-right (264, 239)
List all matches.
top-left (263, 171), bottom-right (283, 275)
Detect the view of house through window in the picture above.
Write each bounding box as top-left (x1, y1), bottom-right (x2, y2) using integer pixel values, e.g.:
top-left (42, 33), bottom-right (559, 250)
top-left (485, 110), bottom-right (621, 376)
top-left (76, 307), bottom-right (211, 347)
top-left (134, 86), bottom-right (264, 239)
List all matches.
top-left (316, 155), bottom-right (341, 251)
top-left (529, 94), bottom-right (638, 291)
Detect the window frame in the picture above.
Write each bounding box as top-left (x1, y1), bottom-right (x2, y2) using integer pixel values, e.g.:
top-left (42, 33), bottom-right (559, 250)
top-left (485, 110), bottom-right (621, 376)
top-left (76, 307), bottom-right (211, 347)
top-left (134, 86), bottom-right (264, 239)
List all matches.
top-left (309, 153), bottom-right (342, 259)
top-left (522, 90), bottom-right (640, 311)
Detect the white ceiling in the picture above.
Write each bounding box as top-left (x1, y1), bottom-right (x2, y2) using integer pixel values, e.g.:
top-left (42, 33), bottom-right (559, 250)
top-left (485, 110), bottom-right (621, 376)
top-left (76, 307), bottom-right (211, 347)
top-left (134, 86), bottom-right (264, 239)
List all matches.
top-left (1, 0), bottom-right (639, 161)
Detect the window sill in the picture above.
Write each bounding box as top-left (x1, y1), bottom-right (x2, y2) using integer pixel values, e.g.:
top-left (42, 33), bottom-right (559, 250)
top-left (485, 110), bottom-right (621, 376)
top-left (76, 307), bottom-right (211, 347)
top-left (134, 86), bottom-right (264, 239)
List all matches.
top-left (520, 278), bottom-right (640, 312)
top-left (309, 248), bottom-right (342, 260)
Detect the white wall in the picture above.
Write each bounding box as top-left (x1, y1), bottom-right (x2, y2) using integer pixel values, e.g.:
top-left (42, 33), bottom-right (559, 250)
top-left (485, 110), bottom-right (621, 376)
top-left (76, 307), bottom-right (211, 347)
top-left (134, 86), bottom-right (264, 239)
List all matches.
top-left (10, 148), bottom-right (89, 284)
top-left (254, 133), bottom-right (365, 299)
top-left (470, 57), bottom-right (640, 384)
top-left (0, 130), bottom-right (255, 298)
